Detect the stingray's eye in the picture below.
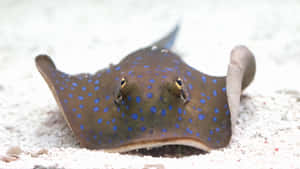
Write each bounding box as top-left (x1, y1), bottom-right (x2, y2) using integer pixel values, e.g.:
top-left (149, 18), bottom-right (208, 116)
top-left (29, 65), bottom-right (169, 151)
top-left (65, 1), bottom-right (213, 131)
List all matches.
top-left (175, 78), bottom-right (183, 90)
top-left (121, 77), bottom-right (127, 88)
top-left (114, 77), bottom-right (128, 105)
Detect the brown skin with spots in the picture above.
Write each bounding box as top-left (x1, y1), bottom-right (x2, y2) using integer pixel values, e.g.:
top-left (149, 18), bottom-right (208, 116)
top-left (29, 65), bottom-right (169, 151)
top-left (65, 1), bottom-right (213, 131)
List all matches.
top-left (35, 24), bottom-right (256, 153)
top-left (35, 46), bottom-right (232, 152)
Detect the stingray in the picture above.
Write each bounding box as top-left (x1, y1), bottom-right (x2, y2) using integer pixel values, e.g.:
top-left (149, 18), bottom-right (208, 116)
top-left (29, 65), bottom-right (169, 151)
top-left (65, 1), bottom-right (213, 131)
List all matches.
top-left (35, 24), bottom-right (256, 152)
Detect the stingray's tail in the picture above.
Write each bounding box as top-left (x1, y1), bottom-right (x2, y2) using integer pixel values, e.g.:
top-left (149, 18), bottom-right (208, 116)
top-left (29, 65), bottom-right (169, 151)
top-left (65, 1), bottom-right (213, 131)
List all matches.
top-left (226, 45), bottom-right (256, 134)
top-left (151, 23), bottom-right (180, 50)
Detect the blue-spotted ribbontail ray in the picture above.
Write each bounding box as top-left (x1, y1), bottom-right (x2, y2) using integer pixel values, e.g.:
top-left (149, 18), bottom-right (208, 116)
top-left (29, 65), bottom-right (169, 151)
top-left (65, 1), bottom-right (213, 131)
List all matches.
top-left (35, 24), bottom-right (256, 152)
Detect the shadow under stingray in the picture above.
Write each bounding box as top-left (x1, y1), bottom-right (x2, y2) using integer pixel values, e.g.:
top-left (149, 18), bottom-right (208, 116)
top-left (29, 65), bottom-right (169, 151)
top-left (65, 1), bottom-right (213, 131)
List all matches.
top-left (124, 145), bottom-right (207, 157)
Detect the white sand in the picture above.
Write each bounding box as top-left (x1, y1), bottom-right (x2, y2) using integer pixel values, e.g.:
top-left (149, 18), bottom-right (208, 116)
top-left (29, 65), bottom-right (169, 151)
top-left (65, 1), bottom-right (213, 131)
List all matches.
top-left (0, 0), bottom-right (299, 168)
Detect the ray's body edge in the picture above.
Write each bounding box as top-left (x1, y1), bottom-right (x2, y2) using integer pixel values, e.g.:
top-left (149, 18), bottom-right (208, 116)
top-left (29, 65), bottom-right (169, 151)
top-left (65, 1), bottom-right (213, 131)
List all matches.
top-left (101, 137), bottom-right (211, 153)
top-left (36, 56), bottom-right (74, 132)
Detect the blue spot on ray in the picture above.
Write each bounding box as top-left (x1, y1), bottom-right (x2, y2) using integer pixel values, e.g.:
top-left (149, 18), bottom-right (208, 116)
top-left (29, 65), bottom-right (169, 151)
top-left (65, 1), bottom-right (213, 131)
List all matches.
top-left (213, 117), bottom-right (217, 122)
top-left (82, 86), bottom-right (86, 91)
top-left (94, 80), bottom-right (99, 84)
top-left (168, 105), bottom-right (172, 110)
top-left (150, 106), bottom-right (157, 113)
top-left (186, 128), bottom-right (193, 134)
top-left (213, 90), bottom-right (217, 96)
top-left (78, 96), bottom-right (84, 100)
top-left (131, 113), bottom-right (138, 120)
top-left (72, 82), bottom-right (78, 87)
top-left (136, 56), bottom-right (142, 60)
top-left (136, 96), bottom-right (141, 103)
top-left (144, 65), bottom-right (150, 68)
top-left (198, 114), bottom-right (205, 120)
top-left (178, 108), bottom-right (182, 114)
top-left (106, 96), bottom-right (110, 100)
top-left (80, 125), bottom-right (84, 130)
top-left (77, 114), bottom-right (81, 118)
top-left (104, 107), bottom-right (108, 112)
top-left (147, 85), bottom-right (152, 89)
top-left (222, 87), bottom-right (226, 92)
top-left (212, 79), bottom-right (217, 83)
top-left (188, 84), bottom-right (193, 90)
top-left (79, 104), bottom-right (84, 109)
top-left (210, 130), bottom-right (214, 135)
top-left (94, 98), bottom-right (100, 104)
top-left (187, 71), bottom-right (192, 76)
top-left (226, 110), bottom-right (230, 116)
top-left (94, 107), bottom-right (99, 112)
top-left (115, 66), bottom-right (121, 71)
top-left (215, 108), bottom-right (219, 114)
top-left (161, 109), bottom-right (166, 116)
top-left (216, 128), bottom-right (220, 132)
top-left (137, 75), bottom-right (143, 78)
top-left (69, 94), bottom-right (73, 98)
top-left (97, 118), bottom-right (102, 124)
top-left (141, 126), bottom-right (146, 132)
top-left (165, 68), bottom-right (173, 71)
top-left (200, 99), bottom-right (206, 104)
top-left (162, 129), bottom-right (167, 132)
top-left (140, 117), bottom-right (144, 121)
top-left (72, 108), bottom-right (76, 112)
top-left (147, 93), bottom-right (153, 99)
top-left (202, 76), bottom-right (206, 83)
top-left (88, 93), bottom-right (92, 96)
top-left (128, 127), bottom-right (132, 132)
top-left (94, 86), bottom-right (99, 91)
top-left (113, 126), bottom-right (117, 131)
top-left (175, 123), bottom-right (179, 128)
top-left (149, 79), bottom-right (155, 83)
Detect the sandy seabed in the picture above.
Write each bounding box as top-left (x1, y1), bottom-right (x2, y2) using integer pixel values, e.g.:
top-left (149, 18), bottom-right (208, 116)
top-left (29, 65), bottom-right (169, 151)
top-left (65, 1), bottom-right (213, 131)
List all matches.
top-left (0, 0), bottom-right (299, 169)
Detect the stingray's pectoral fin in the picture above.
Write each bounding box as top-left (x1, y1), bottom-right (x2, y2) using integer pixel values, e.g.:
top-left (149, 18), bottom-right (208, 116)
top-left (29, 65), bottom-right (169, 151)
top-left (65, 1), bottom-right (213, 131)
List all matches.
top-left (35, 54), bottom-right (74, 130)
top-left (35, 55), bottom-right (56, 73)
top-left (226, 45), bottom-right (256, 133)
